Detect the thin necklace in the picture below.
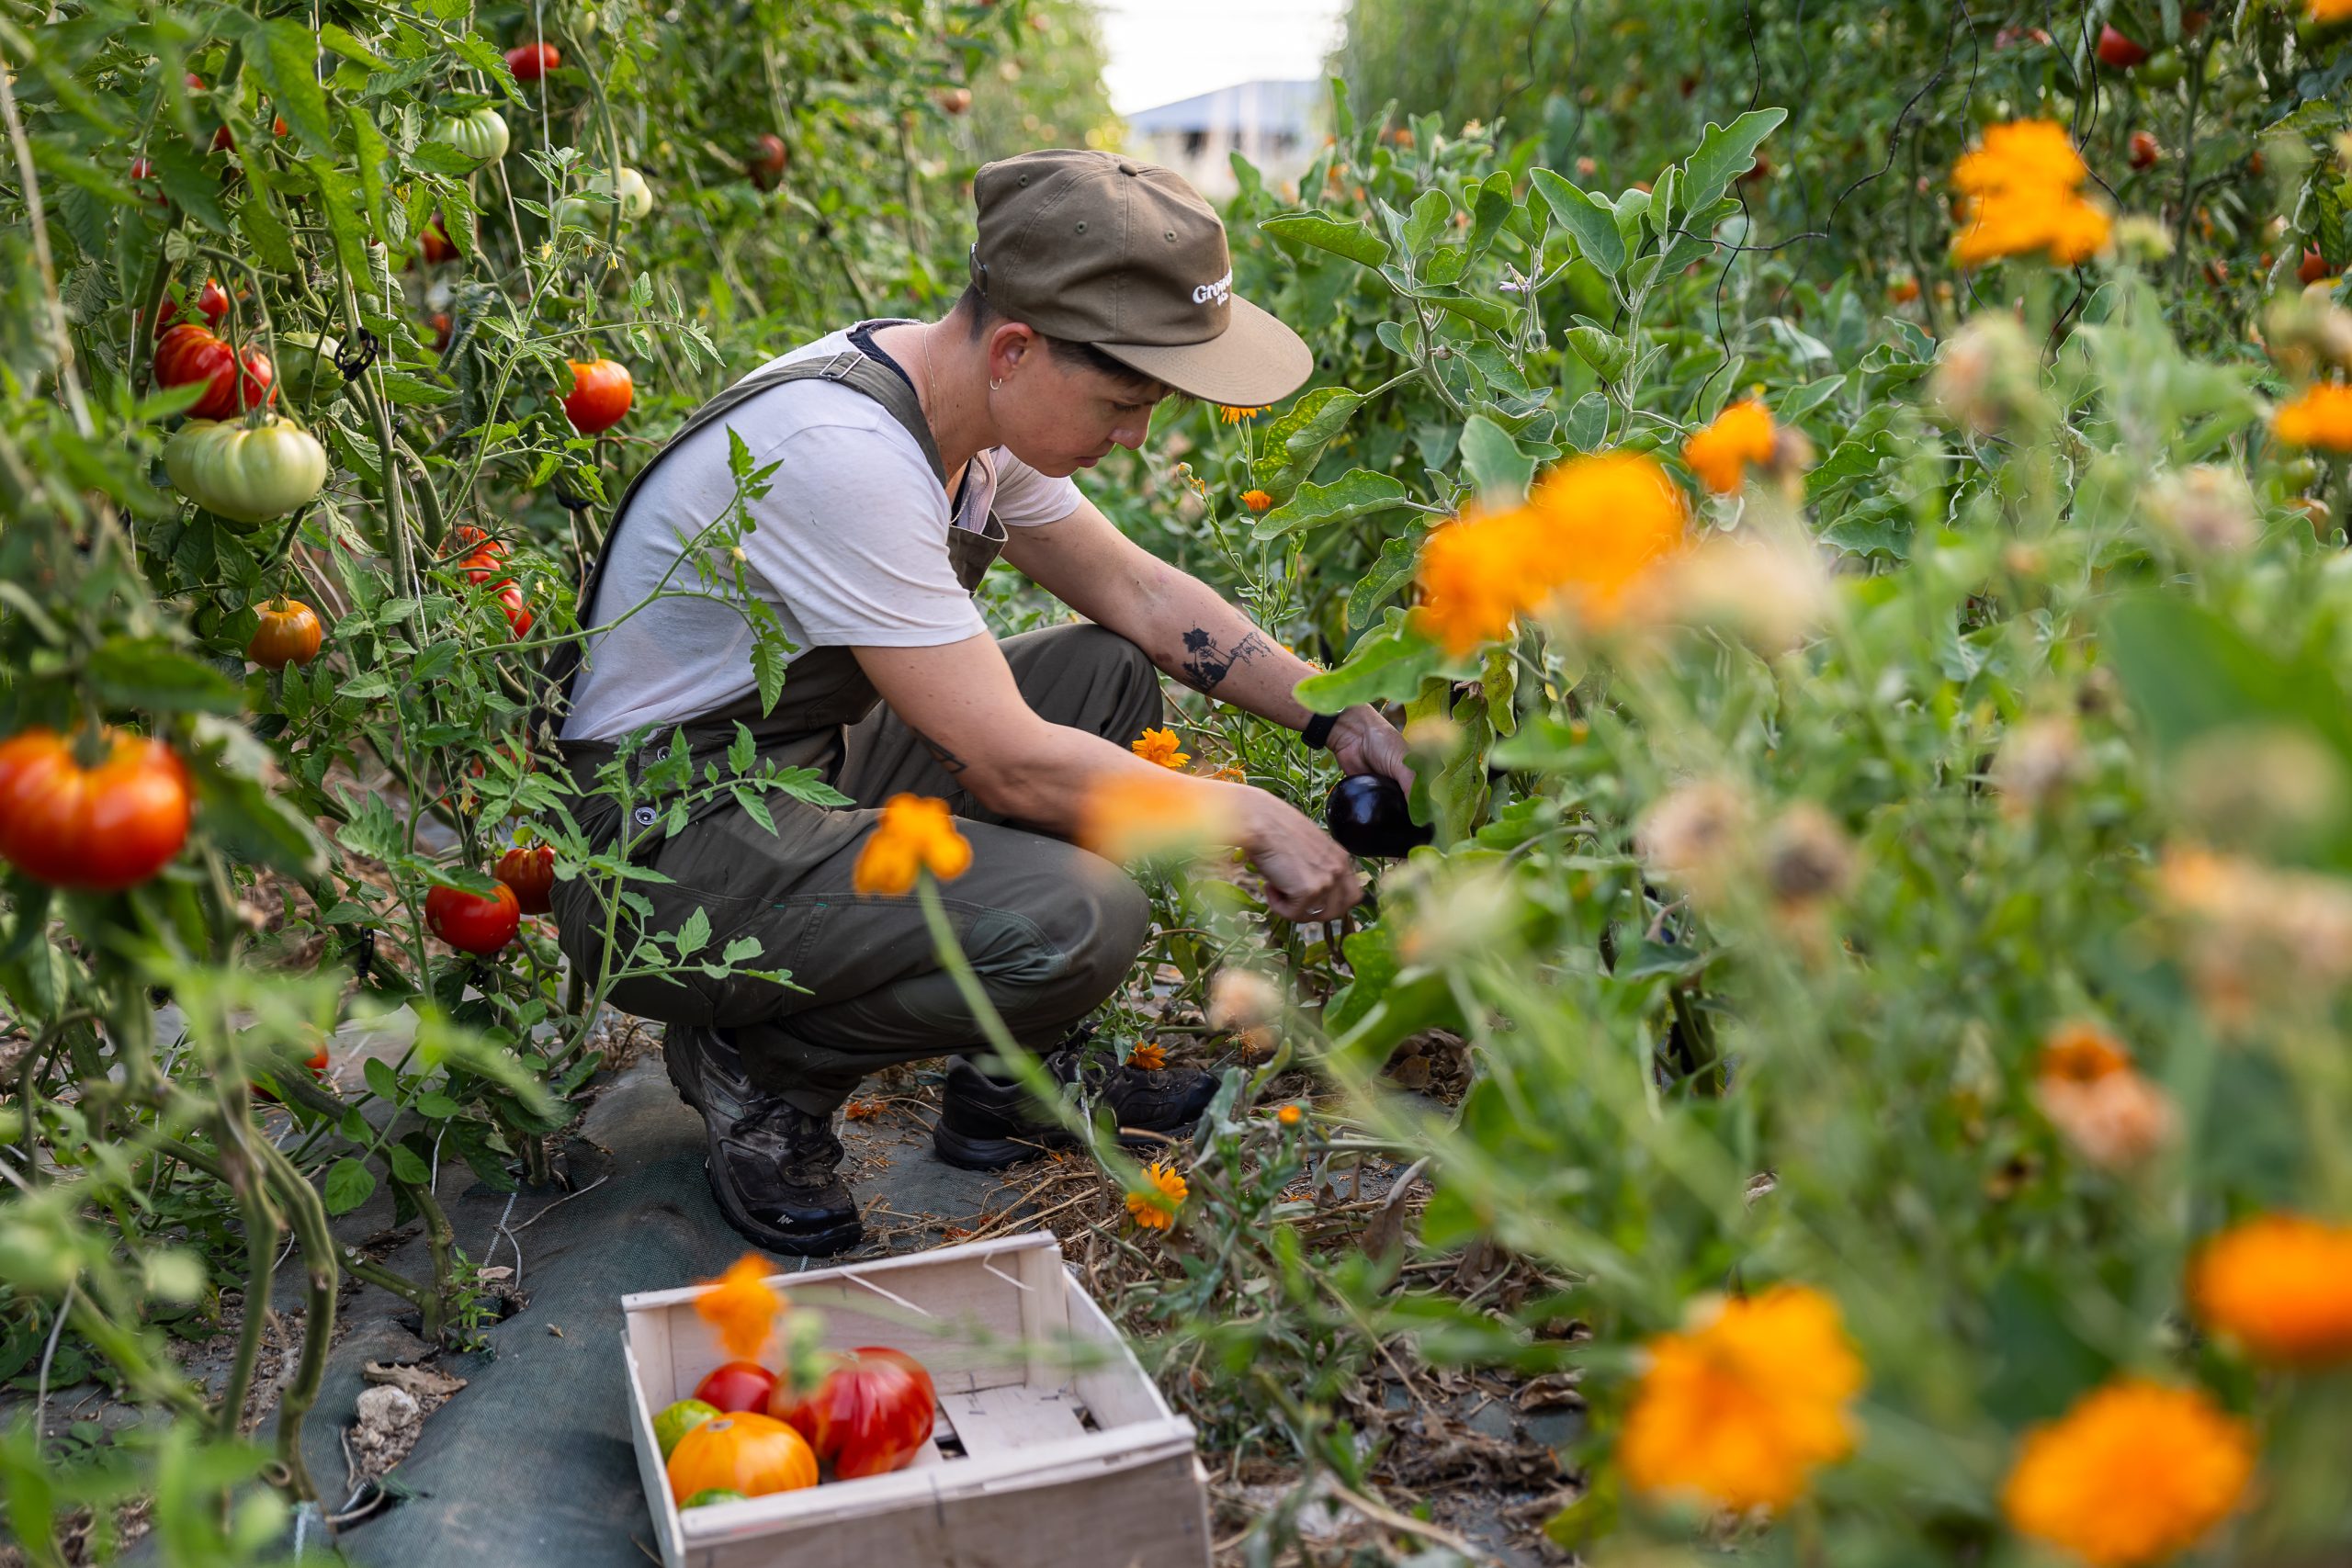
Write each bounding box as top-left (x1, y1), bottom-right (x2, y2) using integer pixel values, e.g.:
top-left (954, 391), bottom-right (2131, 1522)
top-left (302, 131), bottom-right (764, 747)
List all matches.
top-left (918, 322), bottom-right (961, 501)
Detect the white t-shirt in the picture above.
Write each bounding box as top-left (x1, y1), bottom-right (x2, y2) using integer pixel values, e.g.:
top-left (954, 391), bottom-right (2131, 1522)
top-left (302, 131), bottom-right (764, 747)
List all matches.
top-left (560, 326), bottom-right (1084, 742)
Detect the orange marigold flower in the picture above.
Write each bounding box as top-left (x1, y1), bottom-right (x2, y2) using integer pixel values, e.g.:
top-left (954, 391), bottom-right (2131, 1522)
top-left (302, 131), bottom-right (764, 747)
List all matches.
top-left (2038, 1021), bottom-right (2133, 1084)
top-left (1683, 399), bottom-right (1777, 494)
top-left (1125, 1159), bottom-right (1187, 1230)
top-left (695, 1254), bottom-right (786, 1362)
top-left (2312, 0), bottom-right (2352, 22)
top-left (2189, 1213), bottom-right (2352, 1366)
top-left (1950, 120), bottom-right (2112, 267)
top-left (1411, 505), bottom-right (1548, 655)
top-left (2273, 383), bottom-right (2352, 452)
top-left (843, 1098), bottom-right (885, 1121)
top-left (1619, 1284), bottom-right (1866, 1514)
top-left (1275, 1101), bottom-right (1304, 1126)
top-left (851, 794), bottom-right (972, 897)
top-left (1130, 727), bottom-right (1192, 770)
top-left (2001, 1380), bottom-right (2254, 1567)
top-left (1220, 404), bottom-right (1270, 423)
top-left (1079, 773), bottom-right (1232, 863)
top-left (1126, 1041), bottom-right (1167, 1071)
top-left (1240, 488), bottom-right (1273, 513)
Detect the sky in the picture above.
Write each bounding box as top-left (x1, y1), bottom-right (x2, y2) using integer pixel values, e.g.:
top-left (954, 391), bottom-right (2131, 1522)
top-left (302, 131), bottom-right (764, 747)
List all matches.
top-left (1095, 0), bottom-right (1351, 116)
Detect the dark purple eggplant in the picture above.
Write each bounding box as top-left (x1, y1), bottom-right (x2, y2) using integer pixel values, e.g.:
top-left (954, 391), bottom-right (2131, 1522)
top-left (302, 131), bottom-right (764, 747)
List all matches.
top-left (1325, 774), bottom-right (1433, 858)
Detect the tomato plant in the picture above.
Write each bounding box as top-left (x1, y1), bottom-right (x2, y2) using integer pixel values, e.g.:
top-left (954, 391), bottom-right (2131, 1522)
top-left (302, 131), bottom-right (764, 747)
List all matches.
top-left (154, 324), bottom-right (275, 419)
top-left (0, 728), bottom-right (191, 892)
top-left (504, 40), bottom-right (560, 81)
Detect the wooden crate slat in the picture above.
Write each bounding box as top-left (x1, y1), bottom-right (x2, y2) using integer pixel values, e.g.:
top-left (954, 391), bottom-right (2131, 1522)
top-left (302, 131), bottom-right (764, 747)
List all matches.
top-left (942, 1381), bottom-right (1090, 1459)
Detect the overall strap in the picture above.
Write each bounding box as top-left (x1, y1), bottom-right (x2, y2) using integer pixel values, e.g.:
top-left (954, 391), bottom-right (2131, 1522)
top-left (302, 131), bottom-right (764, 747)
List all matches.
top-left (537, 328), bottom-right (943, 729)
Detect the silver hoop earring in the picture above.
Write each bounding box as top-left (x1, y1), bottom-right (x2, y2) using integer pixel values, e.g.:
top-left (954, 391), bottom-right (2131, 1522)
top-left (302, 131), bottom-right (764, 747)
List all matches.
top-left (989, 378), bottom-right (1001, 390)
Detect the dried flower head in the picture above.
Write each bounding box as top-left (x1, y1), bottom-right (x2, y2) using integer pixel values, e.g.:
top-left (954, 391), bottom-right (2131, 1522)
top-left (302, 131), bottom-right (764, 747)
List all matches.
top-left (1682, 399), bottom-right (1778, 494)
top-left (1762, 804), bottom-right (1856, 908)
top-left (695, 1254), bottom-right (786, 1362)
top-left (1619, 1285), bottom-right (1867, 1514)
top-left (2189, 1212), bottom-right (2352, 1366)
top-left (2157, 844), bottom-right (2352, 1025)
top-left (2170, 725), bottom-right (2345, 852)
top-left (2032, 1024), bottom-right (2177, 1170)
top-left (2144, 465), bottom-right (2257, 554)
top-left (852, 795), bottom-right (973, 897)
top-left (1950, 120), bottom-right (2112, 267)
top-left (1995, 715), bottom-right (2086, 818)
top-left (1636, 779), bottom-right (1754, 905)
top-left (1929, 314), bottom-right (2044, 434)
top-left (1207, 968), bottom-right (1283, 1040)
top-left (2273, 382), bottom-right (2352, 452)
top-left (1125, 1160), bottom-right (1187, 1230)
top-left (1129, 727), bottom-right (1192, 771)
top-left (1643, 530), bottom-right (1832, 653)
top-left (2001, 1380), bottom-right (2254, 1567)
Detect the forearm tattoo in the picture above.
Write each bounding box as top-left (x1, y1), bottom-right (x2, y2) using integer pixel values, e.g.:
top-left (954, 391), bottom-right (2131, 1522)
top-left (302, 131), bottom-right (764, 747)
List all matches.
top-left (911, 727), bottom-right (969, 776)
top-left (1179, 627), bottom-right (1271, 693)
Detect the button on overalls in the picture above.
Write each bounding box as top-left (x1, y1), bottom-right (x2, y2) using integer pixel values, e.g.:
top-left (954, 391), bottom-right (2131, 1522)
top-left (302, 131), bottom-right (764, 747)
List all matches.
top-left (545, 324), bottom-right (1163, 1115)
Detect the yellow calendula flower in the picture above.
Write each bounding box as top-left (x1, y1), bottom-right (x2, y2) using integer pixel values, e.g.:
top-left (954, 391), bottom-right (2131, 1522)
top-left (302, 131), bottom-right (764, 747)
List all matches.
top-left (1125, 1040), bottom-right (1167, 1071)
top-left (1125, 1159), bottom-right (1187, 1230)
top-left (695, 1254), bottom-right (786, 1362)
top-left (1410, 451), bottom-right (1689, 657)
top-left (2190, 1213), bottom-right (2352, 1366)
top-left (2273, 382), bottom-right (2352, 451)
top-left (1240, 488), bottom-right (1273, 513)
top-left (1682, 398), bottom-right (1778, 493)
top-left (851, 794), bottom-right (973, 897)
top-left (1079, 773), bottom-right (1233, 863)
top-left (1275, 1101), bottom-right (1304, 1126)
top-left (2002, 1380), bottom-right (2254, 1567)
top-left (1618, 1284), bottom-right (1866, 1514)
top-left (1219, 404), bottom-right (1270, 423)
top-left (1130, 727), bottom-right (1192, 770)
top-left (1951, 120), bottom-right (2112, 267)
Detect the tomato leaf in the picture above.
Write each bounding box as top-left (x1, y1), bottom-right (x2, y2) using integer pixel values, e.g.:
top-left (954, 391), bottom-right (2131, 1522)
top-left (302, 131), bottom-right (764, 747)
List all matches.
top-left (253, 19), bottom-right (334, 155)
top-left (388, 1144), bottom-right (430, 1185)
top-left (87, 637), bottom-right (244, 714)
top-left (322, 1157), bottom-right (376, 1215)
top-left (346, 105), bottom-right (390, 238)
top-left (146, 140), bottom-right (230, 234)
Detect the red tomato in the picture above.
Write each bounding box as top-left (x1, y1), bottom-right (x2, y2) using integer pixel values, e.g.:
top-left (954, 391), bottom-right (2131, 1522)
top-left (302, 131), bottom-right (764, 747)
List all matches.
top-left (748, 134), bottom-right (788, 191)
top-left (129, 154), bottom-right (165, 206)
top-left (2304, 246), bottom-right (2333, 286)
top-left (506, 42), bottom-right (561, 82)
top-left (0, 728), bottom-right (191, 892)
top-left (562, 358), bottom-right (633, 434)
top-left (247, 598), bottom-right (323, 670)
top-left (419, 219), bottom-right (457, 265)
top-left (693, 1360), bottom-right (779, 1415)
top-left (2129, 130), bottom-right (2162, 170)
top-left (430, 311), bottom-right (453, 351)
top-left (1889, 276), bottom-right (1921, 304)
top-left (496, 843), bottom-right (556, 915)
top-left (155, 325), bottom-right (275, 420)
top-left (424, 882), bottom-right (520, 955)
top-left (153, 278), bottom-right (231, 339)
top-left (666, 1413), bottom-right (815, 1501)
top-left (2096, 24), bottom-right (2148, 66)
top-left (769, 1348), bottom-right (936, 1479)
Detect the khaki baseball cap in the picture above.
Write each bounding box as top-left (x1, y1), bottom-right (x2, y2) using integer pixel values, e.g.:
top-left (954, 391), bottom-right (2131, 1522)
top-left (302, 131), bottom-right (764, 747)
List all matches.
top-left (969, 149), bottom-right (1313, 408)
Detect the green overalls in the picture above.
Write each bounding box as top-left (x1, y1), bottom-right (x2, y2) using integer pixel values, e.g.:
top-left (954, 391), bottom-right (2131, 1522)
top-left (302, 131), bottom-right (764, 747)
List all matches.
top-left (546, 325), bottom-right (1162, 1115)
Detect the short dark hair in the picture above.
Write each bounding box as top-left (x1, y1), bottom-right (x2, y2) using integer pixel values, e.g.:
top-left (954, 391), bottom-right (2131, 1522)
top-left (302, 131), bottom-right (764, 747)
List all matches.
top-left (955, 282), bottom-right (1182, 404)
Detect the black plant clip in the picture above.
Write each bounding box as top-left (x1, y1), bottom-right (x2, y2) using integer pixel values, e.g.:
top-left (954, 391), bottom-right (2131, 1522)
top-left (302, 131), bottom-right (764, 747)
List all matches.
top-left (333, 327), bottom-right (380, 381)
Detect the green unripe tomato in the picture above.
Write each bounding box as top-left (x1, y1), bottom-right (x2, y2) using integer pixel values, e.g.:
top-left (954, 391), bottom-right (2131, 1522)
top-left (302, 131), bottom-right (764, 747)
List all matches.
top-left (275, 333), bottom-right (344, 404)
top-left (2141, 49), bottom-right (2185, 87)
top-left (432, 107), bottom-right (511, 165)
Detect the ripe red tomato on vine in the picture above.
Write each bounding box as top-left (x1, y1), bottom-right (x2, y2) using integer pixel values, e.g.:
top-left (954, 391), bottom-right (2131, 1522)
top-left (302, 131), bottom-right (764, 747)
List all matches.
top-left (0, 728), bottom-right (191, 892)
top-left (2129, 131), bottom-right (2162, 170)
top-left (2304, 246), bottom-right (2333, 286)
top-left (495, 843), bottom-right (557, 914)
top-left (563, 358), bottom-right (632, 434)
top-left (424, 882), bottom-right (521, 955)
top-left (747, 134), bottom-right (788, 191)
top-left (156, 324), bottom-right (275, 419)
top-left (153, 278), bottom-right (230, 339)
top-left (505, 41), bottom-right (560, 82)
top-left (2096, 25), bottom-right (2148, 67)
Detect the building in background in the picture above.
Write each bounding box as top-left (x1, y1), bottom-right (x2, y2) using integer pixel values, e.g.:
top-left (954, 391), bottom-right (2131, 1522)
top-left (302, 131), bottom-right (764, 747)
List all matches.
top-left (1120, 79), bottom-right (1321, 200)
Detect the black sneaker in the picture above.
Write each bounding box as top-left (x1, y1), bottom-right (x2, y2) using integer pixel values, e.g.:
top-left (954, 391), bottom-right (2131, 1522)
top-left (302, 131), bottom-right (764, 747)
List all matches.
top-left (932, 1038), bottom-right (1220, 1171)
top-left (664, 1024), bottom-right (864, 1257)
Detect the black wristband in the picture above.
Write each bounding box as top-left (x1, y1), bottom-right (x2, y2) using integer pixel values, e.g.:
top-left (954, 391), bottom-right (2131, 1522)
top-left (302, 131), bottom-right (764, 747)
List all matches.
top-left (1301, 712), bottom-right (1338, 750)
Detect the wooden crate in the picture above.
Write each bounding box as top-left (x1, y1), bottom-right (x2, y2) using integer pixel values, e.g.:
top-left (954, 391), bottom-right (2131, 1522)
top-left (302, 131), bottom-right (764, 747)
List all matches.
top-left (623, 1231), bottom-right (1212, 1568)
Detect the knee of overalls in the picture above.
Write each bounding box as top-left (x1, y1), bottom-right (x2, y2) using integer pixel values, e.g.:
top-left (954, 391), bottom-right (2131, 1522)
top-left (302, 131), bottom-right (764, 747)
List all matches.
top-left (961, 846), bottom-right (1151, 1000)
